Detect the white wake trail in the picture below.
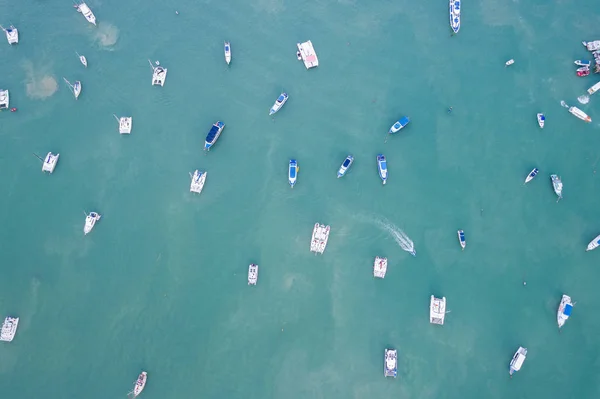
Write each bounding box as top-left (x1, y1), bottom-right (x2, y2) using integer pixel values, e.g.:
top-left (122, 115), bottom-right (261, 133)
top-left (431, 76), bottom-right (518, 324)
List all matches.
top-left (375, 219), bottom-right (416, 256)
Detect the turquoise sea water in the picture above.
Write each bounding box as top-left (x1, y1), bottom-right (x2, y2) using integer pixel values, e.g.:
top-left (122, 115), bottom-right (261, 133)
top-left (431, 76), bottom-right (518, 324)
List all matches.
top-left (2, 0), bottom-right (600, 398)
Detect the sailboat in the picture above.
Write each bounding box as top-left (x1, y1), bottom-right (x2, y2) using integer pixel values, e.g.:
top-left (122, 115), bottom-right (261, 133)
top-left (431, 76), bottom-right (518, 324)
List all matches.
top-left (76, 51), bottom-right (87, 67)
top-left (63, 78), bottom-right (81, 99)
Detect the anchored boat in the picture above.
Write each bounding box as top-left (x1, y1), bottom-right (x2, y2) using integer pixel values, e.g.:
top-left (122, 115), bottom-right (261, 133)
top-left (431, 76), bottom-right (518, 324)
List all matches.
top-left (224, 41), bottom-right (231, 65)
top-left (269, 92), bottom-right (288, 115)
top-left (575, 60), bottom-right (592, 67)
top-left (248, 264), bottom-right (258, 285)
top-left (587, 81), bottom-right (600, 95)
top-left (377, 154), bottom-right (387, 185)
top-left (0, 316), bottom-right (19, 342)
top-left (42, 152), bottom-right (60, 173)
top-left (373, 256), bottom-right (387, 278)
top-left (557, 295), bottom-right (573, 329)
top-left (76, 51), bottom-right (87, 67)
top-left (449, 0), bottom-right (460, 33)
top-left (75, 2), bottom-right (97, 26)
top-left (583, 40), bottom-right (600, 52)
top-left (384, 349), bottom-right (398, 378)
top-left (288, 159), bottom-right (298, 188)
top-left (430, 296), bottom-right (446, 325)
top-left (388, 116), bottom-right (410, 134)
top-left (310, 223), bottom-right (330, 254)
top-left (114, 115), bottom-right (132, 134)
top-left (457, 230), bottom-right (466, 249)
top-left (505, 59), bottom-right (515, 66)
top-left (536, 113), bottom-right (545, 128)
top-left (337, 155), bottom-right (354, 178)
top-left (524, 168), bottom-right (538, 184)
top-left (568, 106), bottom-right (591, 122)
top-left (577, 68), bottom-right (590, 77)
top-left (84, 212), bottom-right (101, 235)
top-left (1, 25), bottom-right (18, 44)
top-left (297, 40), bottom-right (319, 69)
top-left (0, 89), bottom-right (9, 109)
top-left (204, 121), bottom-right (225, 151)
top-left (550, 174), bottom-right (563, 201)
top-left (63, 78), bottom-right (81, 99)
top-left (132, 371), bottom-right (147, 397)
top-left (149, 60), bottom-right (167, 86)
top-left (189, 170), bottom-right (207, 194)
top-left (587, 234), bottom-right (600, 251)
top-left (509, 347), bottom-right (527, 377)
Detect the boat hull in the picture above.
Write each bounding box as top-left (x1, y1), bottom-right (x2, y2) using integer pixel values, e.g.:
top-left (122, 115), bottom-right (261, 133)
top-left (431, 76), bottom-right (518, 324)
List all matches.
top-left (457, 230), bottom-right (466, 249)
top-left (537, 113), bottom-right (545, 128)
top-left (586, 234), bottom-right (600, 251)
top-left (377, 155), bottom-right (387, 185)
top-left (449, 0), bottom-right (460, 33)
top-left (337, 155), bottom-right (354, 178)
top-left (288, 160), bottom-right (298, 188)
top-left (557, 295), bottom-right (572, 328)
top-left (204, 122), bottom-right (225, 151)
top-left (224, 42), bottom-right (231, 65)
top-left (269, 93), bottom-right (288, 115)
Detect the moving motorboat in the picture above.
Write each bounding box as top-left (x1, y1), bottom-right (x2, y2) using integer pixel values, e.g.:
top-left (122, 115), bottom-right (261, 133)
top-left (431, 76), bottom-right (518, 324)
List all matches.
top-left (568, 106), bottom-right (591, 122)
top-left (449, 0), bottom-right (460, 34)
top-left (557, 294), bottom-right (573, 329)
top-left (550, 174), bottom-right (563, 201)
top-left (269, 92), bottom-right (288, 115)
top-left (84, 211), bottom-right (101, 235)
top-left (587, 234), bottom-right (600, 251)
top-left (388, 116), bottom-right (410, 134)
top-left (63, 78), bottom-right (81, 100)
top-left (76, 51), bottom-right (87, 67)
top-left (189, 170), bottom-right (207, 194)
top-left (337, 155), bottom-right (354, 178)
top-left (114, 115), bottom-right (132, 134)
top-left (248, 264), bottom-right (258, 285)
top-left (587, 81), bottom-right (600, 95)
top-left (310, 223), bottom-right (330, 254)
top-left (76, 2), bottom-right (97, 25)
top-left (288, 159), bottom-right (298, 188)
top-left (583, 40), bottom-right (600, 52)
top-left (384, 349), bottom-right (398, 378)
top-left (224, 41), bottom-right (231, 65)
top-left (204, 121), bottom-right (225, 151)
top-left (42, 152), bottom-right (60, 173)
top-left (577, 69), bottom-right (590, 77)
top-left (575, 60), bottom-right (592, 67)
top-left (457, 229), bottom-right (466, 250)
top-left (430, 295), bottom-right (446, 325)
top-left (0, 89), bottom-right (9, 109)
top-left (149, 60), bottom-right (167, 86)
top-left (132, 371), bottom-right (147, 397)
top-left (509, 347), bottom-right (527, 377)
top-left (536, 113), bottom-right (545, 128)
top-left (373, 256), bottom-right (387, 278)
top-left (0, 316), bottom-right (19, 342)
top-left (297, 40), bottom-right (319, 69)
top-left (524, 168), bottom-right (538, 184)
top-left (505, 59), bottom-right (515, 66)
top-left (1, 25), bottom-right (18, 44)
top-left (377, 154), bottom-right (387, 185)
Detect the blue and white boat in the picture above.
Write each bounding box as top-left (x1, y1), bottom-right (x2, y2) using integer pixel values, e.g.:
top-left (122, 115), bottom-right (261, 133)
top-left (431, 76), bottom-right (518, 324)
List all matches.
top-left (337, 155), bottom-right (354, 178)
top-left (524, 168), bottom-right (538, 184)
top-left (388, 116), bottom-right (410, 134)
top-left (575, 60), bottom-right (591, 67)
top-left (384, 349), bottom-right (397, 378)
top-left (377, 154), bottom-right (387, 185)
top-left (204, 121), bottom-right (225, 151)
top-left (288, 159), bottom-right (298, 188)
top-left (509, 347), bottom-right (527, 377)
top-left (537, 113), bottom-right (545, 128)
top-left (557, 295), bottom-right (573, 329)
top-left (224, 41), bottom-right (231, 65)
top-left (449, 0), bottom-right (460, 34)
top-left (457, 230), bottom-right (466, 250)
top-left (269, 92), bottom-right (288, 115)
top-left (586, 234), bottom-right (600, 251)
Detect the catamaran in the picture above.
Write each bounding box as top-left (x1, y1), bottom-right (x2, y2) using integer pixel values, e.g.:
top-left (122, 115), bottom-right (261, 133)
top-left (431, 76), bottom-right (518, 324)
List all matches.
top-left (149, 60), bottom-right (167, 86)
top-left (457, 229), bottom-right (466, 249)
top-left (337, 155), bottom-right (354, 178)
top-left (84, 211), bottom-right (101, 235)
top-left (587, 234), bottom-right (600, 251)
top-left (536, 113), bottom-right (545, 128)
top-left (76, 51), bottom-right (87, 67)
top-left (248, 264), bottom-right (258, 285)
top-left (509, 347), bottom-right (527, 377)
top-left (550, 174), bottom-right (563, 201)
top-left (449, 0), bottom-right (460, 34)
top-left (1, 25), bottom-right (18, 44)
top-left (384, 349), bottom-right (398, 378)
top-left (430, 296), bottom-right (447, 325)
top-left (557, 295), bottom-right (573, 329)
top-left (0, 89), bottom-right (9, 109)
top-left (42, 152), bottom-right (60, 173)
top-left (204, 121), bottom-right (225, 151)
top-left (583, 40), bottom-right (600, 52)
top-left (297, 40), bottom-right (319, 69)
top-left (568, 106), bottom-right (591, 122)
top-left (132, 371), bottom-right (147, 397)
top-left (377, 154), bottom-right (387, 185)
top-left (0, 316), bottom-right (19, 342)
top-left (524, 168), bottom-right (538, 184)
top-left (310, 223), bottom-right (330, 254)
top-left (189, 170), bottom-right (207, 194)
top-left (373, 256), bottom-right (387, 278)
top-left (224, 41), bottom-right (231, 65)
top-left (75, 2), bottom-right (97, 26)
top-left (388, 116), bottom-right (410, 134)
top-left (288, 159), bottom-right (298, 188)
top-left (114, 115), bottom-right (132, 134)
top-left (63, 78), bottom-right (81, 100)
top-left (269, 92), bottom-right (288, 115)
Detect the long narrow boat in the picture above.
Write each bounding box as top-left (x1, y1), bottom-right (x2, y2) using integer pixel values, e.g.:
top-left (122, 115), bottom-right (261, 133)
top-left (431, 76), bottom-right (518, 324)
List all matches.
top-left (557, 295), bottom-right (573, 329)
top-left (449, 0), bottom-right (460, 34)
top-left (224, 41), bottom-right (231, 65)
top-left (524, 168), bottom-right (539, 184)
top-left (377, 154), bottom-right (387, 185)
top-left (568, 106), bottom-right (591, 122)
top-left (586, 234), bottom-right (600, 251)
top-left (457, 230), bottom-right (466, 250)
top-left (288, 159), bottom-right (298, 188)
top-left (550, 174), bottom-right (563, 202)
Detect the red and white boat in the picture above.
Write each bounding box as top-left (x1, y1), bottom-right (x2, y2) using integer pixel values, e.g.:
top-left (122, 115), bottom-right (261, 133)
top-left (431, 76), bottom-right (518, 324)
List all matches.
top-left (132, 371), bottom-right (147, 397)
top-left (577, 68), bottom-right (590, 77)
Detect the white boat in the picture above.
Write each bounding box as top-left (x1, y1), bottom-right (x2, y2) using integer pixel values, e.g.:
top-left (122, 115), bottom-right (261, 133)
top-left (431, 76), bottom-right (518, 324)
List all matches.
top-left (114, 115), bottom-right (132, 134)
top-left (384, 349), bottom-right (398, 378)
top-left (524, 168), bottom-right (538, 184)
top-left (505, 59), bottom-right (515, 66)
top-left (0, 316), bottom-right (19, 342)
top-left (449, 0), bottom-right (460, 34)
top-left (377, 154), bottom-right (387, 185)
top-left (63, 78), bottom-right (81, 100)
top-left (189, 170), bottom-right (207, 194)
top-left (457, 229), bottom-right (466, 249)
top-left (1, 25), bottom-right (18, 44)
top-left (149, 60), bottom-right (167, 86)
top-left (583, 40), bottom-right (600, 52)
top-left (76, 52), bottom-right (87, 67)
top-left (224, 41), bottom-right (231, 65)
top-left (430, 295), bottom-right (446, 325)
top-left (310, 223), bottom-right (330, 254)
top-left (132, 371), bottom-right (147, 397)
top-left (550, 174), bottom-right (563, 202)
top-left (76, 2), bottom-right (97, 26)
top-left (373, 256), bottom-right (387, 278)
top-left (587, 81), bottom-right (600, 95)
top-left (388, 116), bottom-right (410, 134)
top-left (84, 211), bottom-right (101, 235)
top-left (337, 155), bottom-right (354, 178)
top-left (509, 347), bottom-right (527, 376)
top-left (575, 60), bottom-right (592, 67)
top-left (288, 159), bottom-right (298, 188)
top-left (297, 41), bottom-right (319, 69)
top-left (586, 234), bottom-right (600, 251)
top-left (42, 152), bottom-right (60, 173)
top-left (536, 113), bottom-right (545, 128)
top-left (557, 294), bottom-right (573, 329)
top-left (0, 89), bottom-right (9, 109)
top-left (269, 92), bottom-right (288, 115)
top-left (569, 106), bottom-right (591, 122)
top-left (248, 264), bottom-right (258, 285)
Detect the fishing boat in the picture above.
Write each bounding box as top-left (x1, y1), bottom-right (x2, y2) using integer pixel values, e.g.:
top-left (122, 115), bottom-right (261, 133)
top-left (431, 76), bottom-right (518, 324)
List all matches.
top-left (76, 52), bottom-right (87, 67)
top-left (557, 295), bottom-right (573, 329)
top-left (1, 25), bottom-right (18, 44)
top-left (269, 92), bottom-right (288, 115)
top-left (204, 121), bottom-right (225, 151)
top-left (586, 234), bottom-right (600, 251)
top-left (189, 170), bottom-right (207, 193)
top-left (509, 347), bottom-right (527, 377)
top-left (310, 223), bottom-right (330, 254)
top-left (0, 89), bottom-right (9, 109)
top-left (524, 168), bottom-right (538, 184)
top-left (149, 60), bottom-right (167, 86)
top-left (42, 152), bottom-right (60, 173)
top-left (248, 264), bottom-right (258, 285)
top-left (430, 296), bottom-right (446, 325)
top-left (288, 159), bottom-right (298, 188)
top-left (84, 211), bottom-right (101, 235)
top-left (384, 349), bottom-right (398, 378)
top-left (132, 371), bottom-right (147, 397)
top-left (577, 69), bottom-right (590, 77)
top-left (587, 81), bottom-right (600, 95)
top-left (583, 40), bottom-right (600, 52)
top-left (388, 116), bottom-right (410, 134)
top-left (568, 106), bottom-right (591, 122)
top-left (536, 113), bottom-right (545, 128)
top-left (377, 154), bottom-right (387, 185)
top-left (505, 59), bottom-right (515, 66)
top-left (575, 60), bottom-right (592, 67)
top-left (297, 40), bottom-right (319, 69)
top-left (457, 230), bottom-right (466, 249)
top-left (373, 256), bottom-right (387, 279)
top-left (76, 2), bottom-right (97, 26)
top-left (550, 174), bottom-right (563, 201)
top-left (0, 316), bottom-right (19, 342)
top-left (449, 0), bottom-right (460, 34)
top-left (224, 41), bottom-right (231, 65)
top-left (63, 78), bottom-right (81, 100)
top-left (337, 155), bottom-right (354, 178)
top-left (114, 115), bottom-right (132, 134)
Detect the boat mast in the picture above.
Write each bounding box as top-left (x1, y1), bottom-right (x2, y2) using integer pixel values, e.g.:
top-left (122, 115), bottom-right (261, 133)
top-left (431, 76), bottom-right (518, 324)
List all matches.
top-left (147, 59), bottom-right (156, 71)
top-left (32, 153), bottom-right (44, 162)
top-left (113, 114), bottom-right (120, 123)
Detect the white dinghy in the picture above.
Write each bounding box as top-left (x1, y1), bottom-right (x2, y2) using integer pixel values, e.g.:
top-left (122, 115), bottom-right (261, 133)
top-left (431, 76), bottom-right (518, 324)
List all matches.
top-left (0, 316), bottom-right (19, 342)
top-left (248, 264), bottom-right (258, 285)
top-left (63, 78), bottom-right (81, 100)
top-left (114, 114), bottom-right (132, 134)
top-left (430, 295), bottom-right (447, 325)
top-left (149, 60), bottom-right (167, 86)
top-left (556, 294), bottom-right (573, 329)
top-left (189, 170), bottom-right (207, 194)
top-left (0, 25), bottom-right (18, 44)
top-left (84, 211), bottom-right (101, 235)
top-left (76, 51), bottom-right (87, 67)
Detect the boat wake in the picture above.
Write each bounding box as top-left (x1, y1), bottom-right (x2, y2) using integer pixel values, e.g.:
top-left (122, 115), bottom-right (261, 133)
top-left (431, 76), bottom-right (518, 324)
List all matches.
top-left (375, 219), bottom-right (416, 256)
top-left (578, 95), bottom-right (590, 105)
top-left (560, 100), bottom-right (569, 109)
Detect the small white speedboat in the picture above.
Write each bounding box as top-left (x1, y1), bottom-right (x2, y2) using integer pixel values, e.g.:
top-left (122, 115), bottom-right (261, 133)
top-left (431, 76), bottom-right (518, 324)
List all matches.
top-left (557, 294), bottom-right (573, 329)
top-left (0, 89), bottom-right (9, 109)
top-left (505, 59), bottom-right (515, 66)
top-left (430, 295), bottom-right (446, 325)
top-left (537, 113), bottom-right (545, 128)
top-left (568, 106), bottom-right (591, 122)
top-left (0, 316), bottom-right (19, 342)
top-left (269, 92), bottom-right (288, 115)
top-left (457, 230), bottom-right (466, 249)
top-left (133, 371), bottom-right (147, 397)
top-left (42, 152), bottom-right (60, 173)
top-left (384, 349), bottom-right (398, 378)
top-left (449, 0), bottom-right (460, 34)
top-left (149, 60), bottom-right (167, 86)
top-left (76, 2), bottom-right (97, 26)
top-left (84, 211), bottom-right (101, 235)
top-left (550, 174), bottom-right (563, 201)
top-left (586, 234), bottom-right (600, 251)
top-left (248, 264), bottom-right (258, 285)
top-left (524, 168), bottom-right (538, 184)
top-left (1, 25), bottom-right (18, 44)
top-left (509, 347), bottom-right (527, 376)
top-left (63, 78), bottom-right (81, 99)
top-left (337, 155), bottom-right (354, 178)
top-left (377, 154), bottom-right (387, 185)
top-left (190, 170), bottom-right (207, 194)
top-left (224, 41), bottom-right (231, 65)
top-left (288, 159), bottom-right (298, 188)
top-left (76, 52), bottom-right (87, 67)
top-left (575, 60), bottom-right (591, 67)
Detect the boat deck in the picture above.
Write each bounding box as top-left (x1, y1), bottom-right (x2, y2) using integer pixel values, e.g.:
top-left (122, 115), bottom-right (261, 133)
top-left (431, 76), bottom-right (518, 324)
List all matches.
top-left (430, 296), bottom-right (446, 325)
top-left (297, 41), bottom-right (319, 69)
